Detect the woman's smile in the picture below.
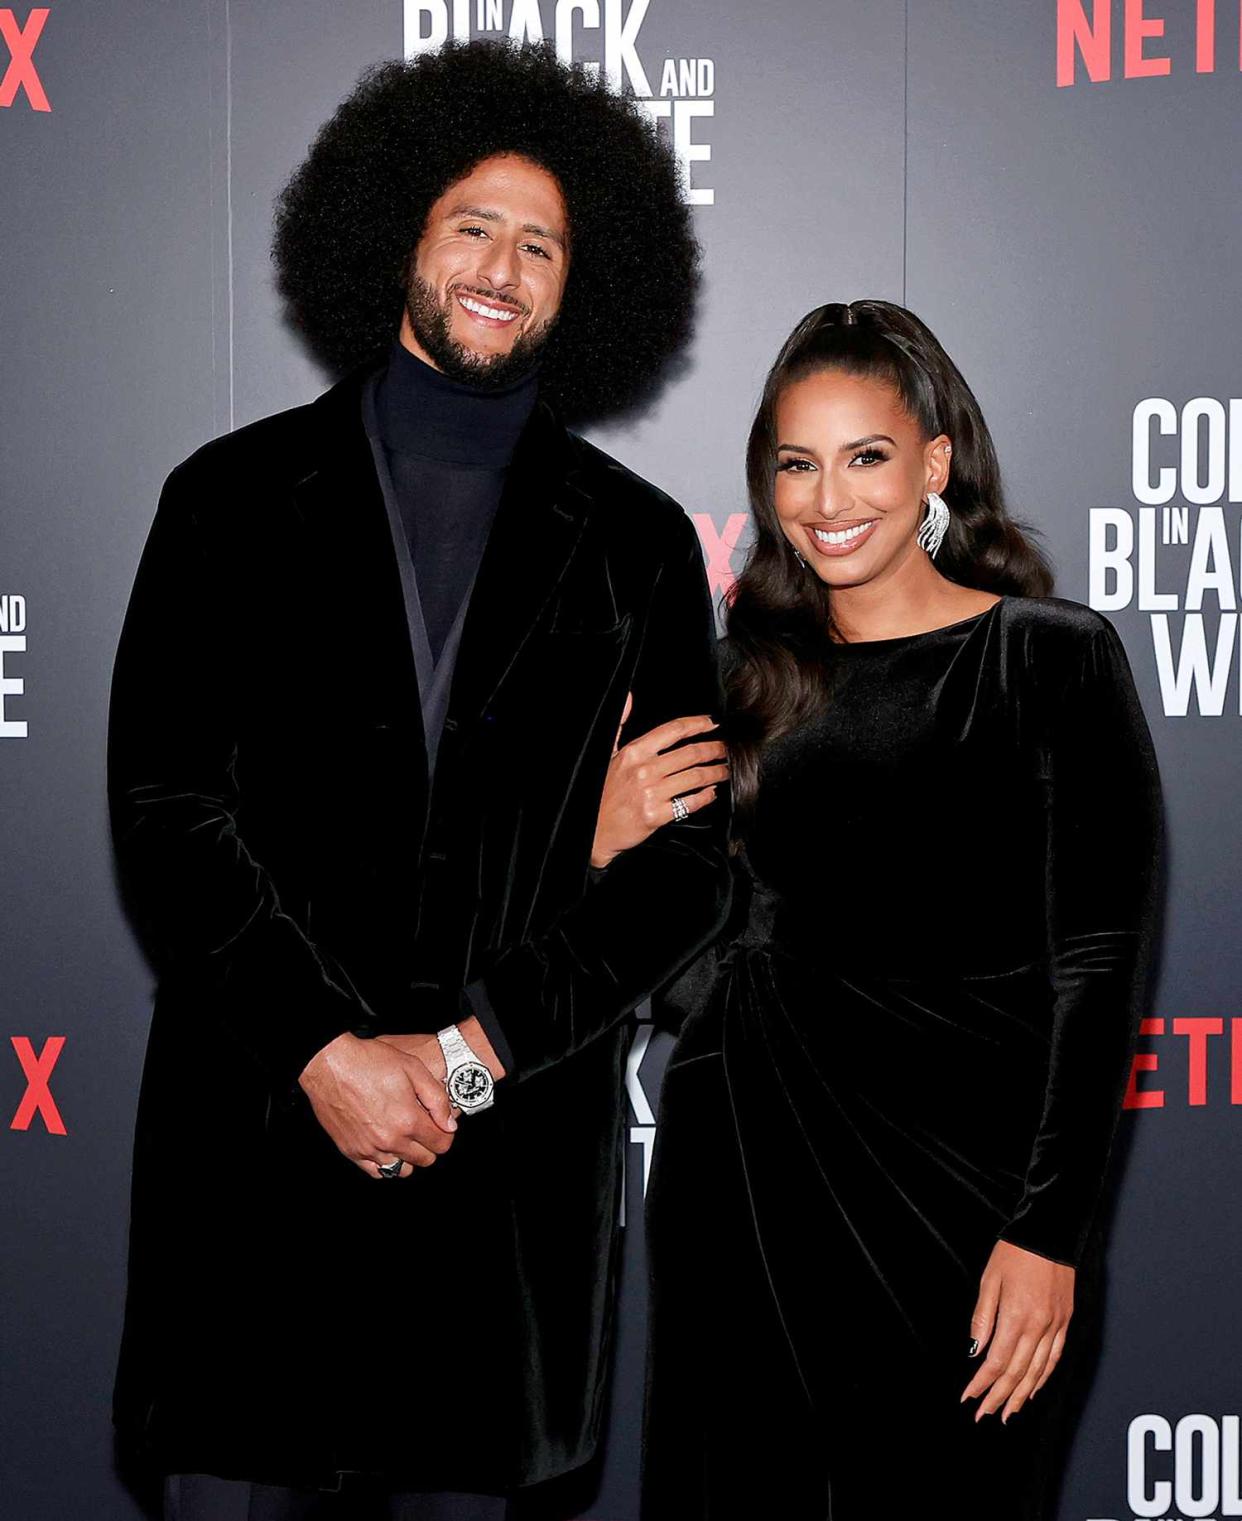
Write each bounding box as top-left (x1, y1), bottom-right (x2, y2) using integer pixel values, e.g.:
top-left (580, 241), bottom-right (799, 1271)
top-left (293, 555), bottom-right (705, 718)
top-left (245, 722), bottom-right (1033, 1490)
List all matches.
top-left (803, 517), bottom-right (880, 556)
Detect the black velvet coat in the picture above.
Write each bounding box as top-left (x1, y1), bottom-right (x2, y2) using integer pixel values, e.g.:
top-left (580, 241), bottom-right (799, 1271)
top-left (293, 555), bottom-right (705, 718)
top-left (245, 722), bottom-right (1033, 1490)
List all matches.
top-left (108, 365), bottom-right (732, 1493)
top-left (642, 598), bottom-right (1162, 1520)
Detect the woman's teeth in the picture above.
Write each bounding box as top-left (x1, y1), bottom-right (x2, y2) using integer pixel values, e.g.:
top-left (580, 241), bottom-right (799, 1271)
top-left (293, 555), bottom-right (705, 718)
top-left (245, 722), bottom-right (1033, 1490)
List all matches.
top-left (458, 294), bottom-right (518, 322)
top-left (813, 521), bottom-right (874, 545)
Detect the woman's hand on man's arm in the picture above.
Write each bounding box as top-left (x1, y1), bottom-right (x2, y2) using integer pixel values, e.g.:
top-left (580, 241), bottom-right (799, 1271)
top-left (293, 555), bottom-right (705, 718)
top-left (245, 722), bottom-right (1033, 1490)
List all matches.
top-left (590, 689), bottom-right (729, 869)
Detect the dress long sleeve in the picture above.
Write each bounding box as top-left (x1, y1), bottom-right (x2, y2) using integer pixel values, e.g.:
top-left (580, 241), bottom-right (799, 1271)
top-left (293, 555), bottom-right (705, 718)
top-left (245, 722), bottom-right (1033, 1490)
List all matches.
top-left (998, 617), bottom-right (1163, 1266)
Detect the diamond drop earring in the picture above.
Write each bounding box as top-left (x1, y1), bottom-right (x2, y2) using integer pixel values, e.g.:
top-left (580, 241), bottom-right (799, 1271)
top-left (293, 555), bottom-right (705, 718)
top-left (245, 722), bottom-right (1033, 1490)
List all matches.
top-left (916, 491), bottom-right (950, 558)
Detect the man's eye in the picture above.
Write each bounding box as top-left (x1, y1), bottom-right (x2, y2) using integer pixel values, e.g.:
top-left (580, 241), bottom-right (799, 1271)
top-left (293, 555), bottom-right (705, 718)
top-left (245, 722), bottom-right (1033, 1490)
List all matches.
top-left (522, 243), bottom-right (551, 259)
top-left (460, 225), bottom-right (488, 238)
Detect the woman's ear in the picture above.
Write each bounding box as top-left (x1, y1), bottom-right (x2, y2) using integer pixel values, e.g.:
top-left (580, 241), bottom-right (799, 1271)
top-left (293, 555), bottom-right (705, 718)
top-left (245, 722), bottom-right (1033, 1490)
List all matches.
top-left (925, 434), bottom-right (953, 497)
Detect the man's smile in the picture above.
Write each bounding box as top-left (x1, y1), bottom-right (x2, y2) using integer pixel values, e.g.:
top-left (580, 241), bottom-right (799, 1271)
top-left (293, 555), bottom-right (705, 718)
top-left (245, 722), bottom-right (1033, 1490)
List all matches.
top-left (454, 287), bottom-right (526, 328)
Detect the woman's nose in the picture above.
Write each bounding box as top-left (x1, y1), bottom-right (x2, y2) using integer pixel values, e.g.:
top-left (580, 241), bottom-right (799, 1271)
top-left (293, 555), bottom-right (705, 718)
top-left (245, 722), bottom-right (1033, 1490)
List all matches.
top-left (815, 479), bottom-right (853, 520)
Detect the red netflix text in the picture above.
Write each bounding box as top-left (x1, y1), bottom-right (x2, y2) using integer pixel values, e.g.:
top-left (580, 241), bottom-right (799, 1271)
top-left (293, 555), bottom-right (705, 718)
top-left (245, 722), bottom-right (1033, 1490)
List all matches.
top-left (8, 1035), bottom-right (67, 1134)
top-left (693, 512), bottom-right (747, 600)
top-left (1057, 0), bottom-right (1241, 86)
top-left (1124, 1017), bottom-right (1242, 1109)
top-left (1, 7), bottom-right (50, 111)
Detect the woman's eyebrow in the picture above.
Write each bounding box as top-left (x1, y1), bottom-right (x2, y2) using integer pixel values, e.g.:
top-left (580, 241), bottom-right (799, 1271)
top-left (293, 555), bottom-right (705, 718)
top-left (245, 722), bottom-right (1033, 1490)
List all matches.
top-left (777, 433), bottom-right (897, 454)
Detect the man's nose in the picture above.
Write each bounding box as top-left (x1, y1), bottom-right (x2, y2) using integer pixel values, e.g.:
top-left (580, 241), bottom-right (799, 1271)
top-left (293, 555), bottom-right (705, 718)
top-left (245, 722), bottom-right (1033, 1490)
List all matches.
top-left (476, 237), bottom-right (522, 293)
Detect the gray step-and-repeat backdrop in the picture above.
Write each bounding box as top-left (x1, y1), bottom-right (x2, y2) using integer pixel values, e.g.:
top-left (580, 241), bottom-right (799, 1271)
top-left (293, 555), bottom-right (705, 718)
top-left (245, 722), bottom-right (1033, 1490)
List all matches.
top-left (3, 3), bottom-right (1239, 1517)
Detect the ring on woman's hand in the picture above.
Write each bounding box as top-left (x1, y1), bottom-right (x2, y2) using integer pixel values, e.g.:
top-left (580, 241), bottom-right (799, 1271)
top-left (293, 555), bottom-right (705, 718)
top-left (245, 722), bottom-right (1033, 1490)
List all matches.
top-left (376, 1158), bottom-right (405, 1179)
top-left (670, 795), bottom-right (689, 822)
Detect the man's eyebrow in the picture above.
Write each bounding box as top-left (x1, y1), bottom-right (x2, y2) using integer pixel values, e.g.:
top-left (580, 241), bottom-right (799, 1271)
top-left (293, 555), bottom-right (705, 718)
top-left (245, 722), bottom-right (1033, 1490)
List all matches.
top-left (446, 204), bottom-right (566, 249)
top-left (522, 222), bottom-right (565, 249)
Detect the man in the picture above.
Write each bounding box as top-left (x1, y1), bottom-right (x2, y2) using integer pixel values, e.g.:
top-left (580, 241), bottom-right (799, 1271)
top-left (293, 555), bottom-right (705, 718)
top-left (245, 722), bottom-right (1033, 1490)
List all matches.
top-left (108, 40), bottom-right (731, 1521)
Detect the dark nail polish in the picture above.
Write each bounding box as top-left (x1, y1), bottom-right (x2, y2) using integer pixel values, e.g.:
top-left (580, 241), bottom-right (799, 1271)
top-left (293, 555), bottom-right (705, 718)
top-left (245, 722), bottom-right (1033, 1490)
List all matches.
top-left (968, 1338), bottom-right (980, 1357)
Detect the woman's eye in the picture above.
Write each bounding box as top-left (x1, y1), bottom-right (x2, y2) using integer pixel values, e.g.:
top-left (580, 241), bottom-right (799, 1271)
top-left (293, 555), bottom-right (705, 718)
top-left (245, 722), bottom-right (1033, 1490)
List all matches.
top-left (777, 458), bottom-right (814, 473)
top-left (849, 449), bottom-right (887, 466)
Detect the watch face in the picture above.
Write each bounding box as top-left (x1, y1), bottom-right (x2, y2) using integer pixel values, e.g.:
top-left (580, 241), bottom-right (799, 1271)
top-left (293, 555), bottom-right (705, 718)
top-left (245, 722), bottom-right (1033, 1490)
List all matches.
top-left (448, 1062), bottom-right (493, 1108)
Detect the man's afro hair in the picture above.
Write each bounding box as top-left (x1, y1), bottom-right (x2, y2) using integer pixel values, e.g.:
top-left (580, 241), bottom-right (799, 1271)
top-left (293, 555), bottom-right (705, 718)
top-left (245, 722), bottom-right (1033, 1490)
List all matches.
top-left (273, 40), bottom-right (700, 426)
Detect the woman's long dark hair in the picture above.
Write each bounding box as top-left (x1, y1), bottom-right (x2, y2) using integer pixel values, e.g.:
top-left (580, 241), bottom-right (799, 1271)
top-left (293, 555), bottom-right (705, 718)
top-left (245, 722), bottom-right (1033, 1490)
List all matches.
top-left (726, 299), bottom-right (1054, 822)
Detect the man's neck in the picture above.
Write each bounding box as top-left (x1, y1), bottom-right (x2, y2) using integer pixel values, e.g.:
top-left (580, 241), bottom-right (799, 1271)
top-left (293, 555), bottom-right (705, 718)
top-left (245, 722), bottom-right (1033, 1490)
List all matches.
top-left (375, 340), bottom-right (538, 468)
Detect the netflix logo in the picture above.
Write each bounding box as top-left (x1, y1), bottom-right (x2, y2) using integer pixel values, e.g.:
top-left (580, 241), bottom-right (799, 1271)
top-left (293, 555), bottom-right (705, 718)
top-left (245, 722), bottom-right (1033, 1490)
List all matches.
top-left (692, 513), bottom-right (746, 603)
top-left (1058, 0), bottom-right (1242, 87)
top-left (8, 1036), bottom-right (67, 1135)
top-left (1, 7), bottom-right (50, 111)
top-left (1124, 1017), bottom-right (1242, 1110)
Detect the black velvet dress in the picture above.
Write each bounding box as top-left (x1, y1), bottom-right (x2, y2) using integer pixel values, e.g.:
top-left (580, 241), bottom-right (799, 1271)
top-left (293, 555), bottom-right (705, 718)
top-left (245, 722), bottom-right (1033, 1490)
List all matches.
top-left (642, 595), bottom-right (1162, 1521)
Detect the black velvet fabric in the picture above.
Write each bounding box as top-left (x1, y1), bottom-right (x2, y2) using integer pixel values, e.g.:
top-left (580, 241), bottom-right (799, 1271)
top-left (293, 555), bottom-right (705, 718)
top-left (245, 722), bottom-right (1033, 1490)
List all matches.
top-left (642, 596), bottom-right (1162, 1520)
top-left (107, 363), bottom-right (732, 1494)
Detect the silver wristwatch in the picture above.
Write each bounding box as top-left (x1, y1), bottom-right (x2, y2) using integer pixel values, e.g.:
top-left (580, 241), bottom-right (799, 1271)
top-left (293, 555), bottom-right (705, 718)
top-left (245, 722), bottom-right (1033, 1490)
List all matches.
top-left (437, 1023), bottom-right (495, 1114)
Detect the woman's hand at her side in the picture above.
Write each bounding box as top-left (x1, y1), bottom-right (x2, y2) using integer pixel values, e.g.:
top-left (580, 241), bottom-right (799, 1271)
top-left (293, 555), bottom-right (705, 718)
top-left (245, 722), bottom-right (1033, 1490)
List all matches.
top-left (960, 1239), bottom-right (1075, 1422)
top-left (590, 691), bottom-right (729, 869)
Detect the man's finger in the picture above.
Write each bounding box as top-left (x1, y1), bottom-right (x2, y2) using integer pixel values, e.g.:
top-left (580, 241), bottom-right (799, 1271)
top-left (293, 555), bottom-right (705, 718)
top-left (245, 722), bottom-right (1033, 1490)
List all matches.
top-left (400, 1058), bottom-right (458, 1134)
top-left (376, 1104), bottom-right (454, 1154)
top-left (365, 1157), bottom-right (412, 1179)
top-left (361, 1140), bottom-right (438, 1178)
top-left (363, 1159), bottom-right (408, 1179)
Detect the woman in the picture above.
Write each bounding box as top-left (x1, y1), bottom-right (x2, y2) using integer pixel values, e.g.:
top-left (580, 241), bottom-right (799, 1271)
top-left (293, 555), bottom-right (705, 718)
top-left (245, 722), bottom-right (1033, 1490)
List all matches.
top-left (589, 301), bottom-right (1162, 1519)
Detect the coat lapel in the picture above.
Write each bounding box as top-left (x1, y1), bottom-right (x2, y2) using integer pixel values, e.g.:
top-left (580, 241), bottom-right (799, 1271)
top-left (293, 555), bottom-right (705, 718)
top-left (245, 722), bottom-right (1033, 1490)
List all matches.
top-left (291, 365), bottom-right (430, 795)
top-left (286, 373), bottom-right (591, 866)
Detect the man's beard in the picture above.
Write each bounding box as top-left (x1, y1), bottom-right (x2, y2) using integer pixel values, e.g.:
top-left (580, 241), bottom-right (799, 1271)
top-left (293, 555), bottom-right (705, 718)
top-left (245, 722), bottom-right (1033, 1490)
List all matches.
top-left (404, 273), bottom-right (554, 389)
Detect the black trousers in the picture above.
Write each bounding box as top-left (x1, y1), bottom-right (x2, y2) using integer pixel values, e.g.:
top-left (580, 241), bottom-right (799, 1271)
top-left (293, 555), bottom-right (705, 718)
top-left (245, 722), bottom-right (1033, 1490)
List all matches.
top-left (163, 1475), bottom-right (509, 1521)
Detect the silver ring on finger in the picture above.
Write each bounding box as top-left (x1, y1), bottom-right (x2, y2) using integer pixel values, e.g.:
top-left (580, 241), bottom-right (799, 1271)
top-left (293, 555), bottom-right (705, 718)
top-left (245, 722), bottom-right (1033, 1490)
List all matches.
top-left (376, 1157), bottom-right (405, 1179)
top-left (670, 794), bottom-right (689, 822)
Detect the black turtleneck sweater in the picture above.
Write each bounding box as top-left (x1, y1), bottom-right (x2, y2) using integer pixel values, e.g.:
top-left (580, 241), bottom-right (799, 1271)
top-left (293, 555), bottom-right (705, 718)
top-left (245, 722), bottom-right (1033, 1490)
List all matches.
top-left (374, 342), bottom-right (538, 664)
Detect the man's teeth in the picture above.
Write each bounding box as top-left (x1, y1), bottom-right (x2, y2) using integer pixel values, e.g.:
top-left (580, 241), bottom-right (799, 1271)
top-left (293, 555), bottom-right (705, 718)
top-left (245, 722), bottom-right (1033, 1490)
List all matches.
top-left (813, 521), bottom-right (874, 545)
top-left (459, 295), bottom-right (518, 322)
